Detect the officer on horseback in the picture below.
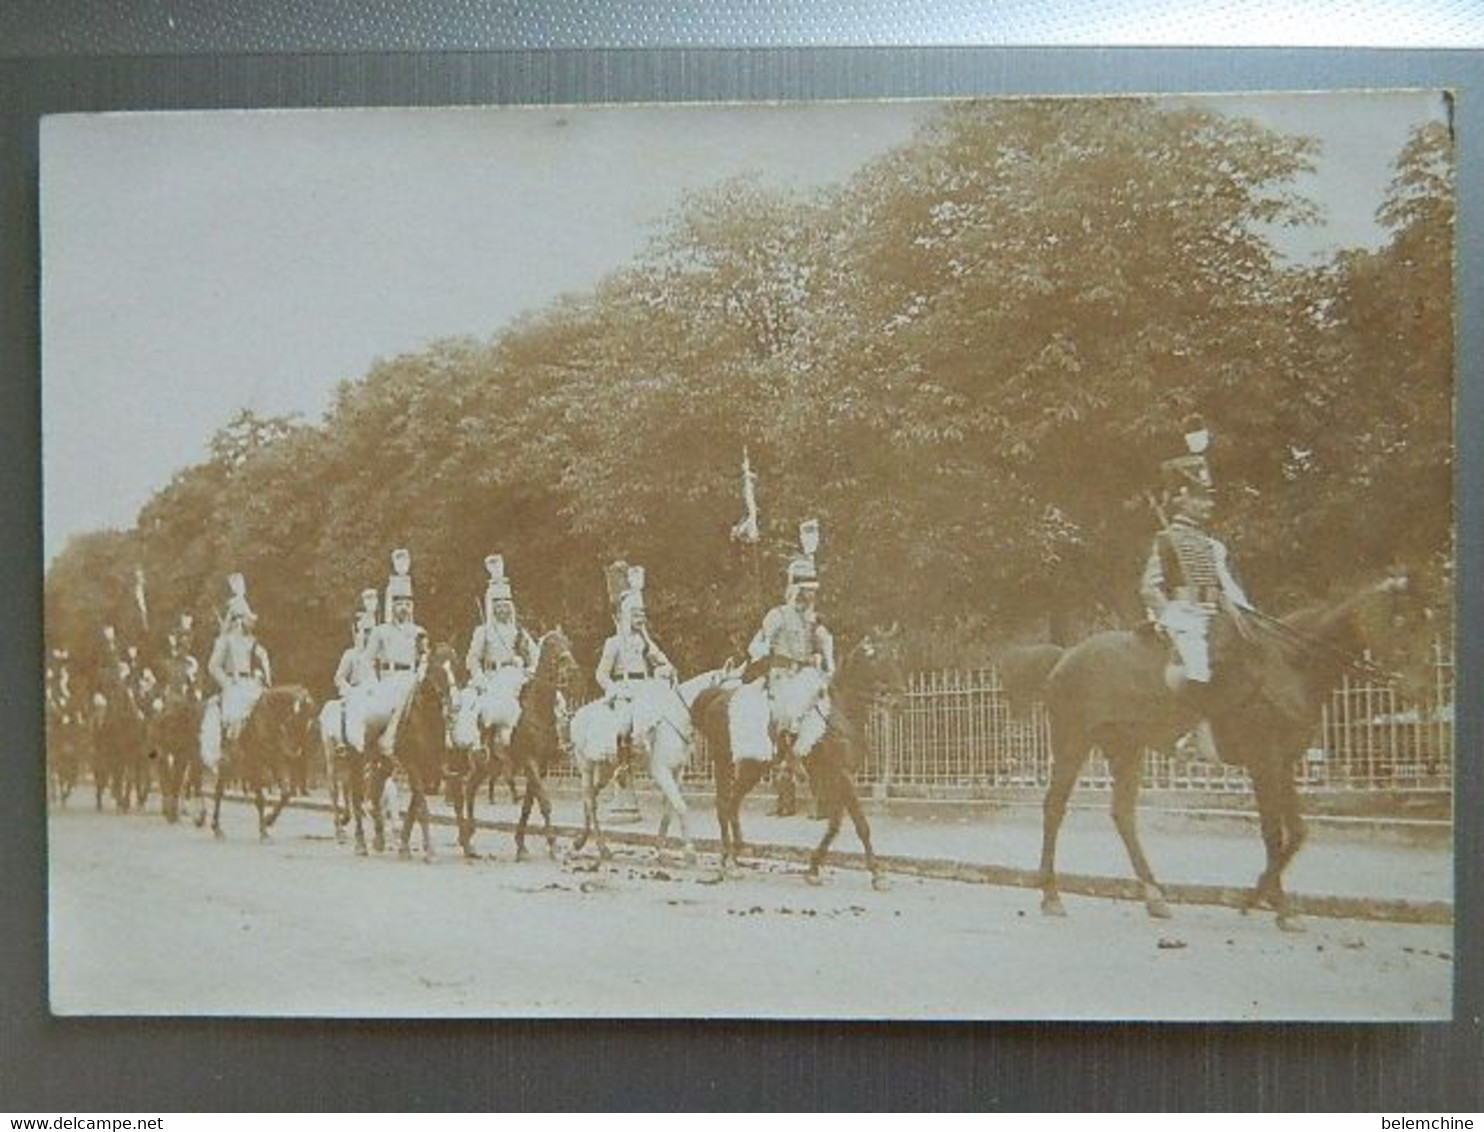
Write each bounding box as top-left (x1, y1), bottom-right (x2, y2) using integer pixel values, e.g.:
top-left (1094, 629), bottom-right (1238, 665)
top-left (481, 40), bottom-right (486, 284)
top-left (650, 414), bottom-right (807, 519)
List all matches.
top-left (466, 555), bottom-right (537, 687)
top-left (594, 563), bottom-right (675, 761)
top-left (203, 574), bottom-right (272, 763)
top-left (165, 613), bottom-right (201, 703)
top-left (745, 520), bottom-right (835, 813)
top-left (365, 549), bottom-right (429, 757)
top-left (1140, 417), bottom-right (1255, 754)
top-left (332, 590), bottom-right (378, 749)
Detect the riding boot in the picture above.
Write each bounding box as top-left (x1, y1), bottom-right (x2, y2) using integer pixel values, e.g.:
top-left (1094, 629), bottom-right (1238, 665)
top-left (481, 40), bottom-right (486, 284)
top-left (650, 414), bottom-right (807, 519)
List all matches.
top-left (1179, 680), bottom-right (1221, 762)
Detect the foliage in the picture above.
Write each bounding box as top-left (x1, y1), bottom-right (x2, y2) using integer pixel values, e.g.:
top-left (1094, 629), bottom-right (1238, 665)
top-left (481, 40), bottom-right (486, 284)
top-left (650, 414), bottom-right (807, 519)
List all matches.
top-left (46, 101), bottom-right (1455, 690)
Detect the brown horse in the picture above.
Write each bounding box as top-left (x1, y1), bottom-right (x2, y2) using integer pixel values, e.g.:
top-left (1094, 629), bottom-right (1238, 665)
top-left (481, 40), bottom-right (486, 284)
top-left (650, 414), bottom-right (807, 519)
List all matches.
top-left (505, 629), bottom-right (579, 861)
top-left (148, 654), bottom-right (205, 824)
top-left (364, 645), bottom-right (457, 862)
top-left (693, 627), bottom-right (907, 888)
top-left (88, 669), bottom-right (148, 813)
top-left (206, 685), bottom-right (317, 840)
top-left (1023, 575), bottom-right (1418, 930)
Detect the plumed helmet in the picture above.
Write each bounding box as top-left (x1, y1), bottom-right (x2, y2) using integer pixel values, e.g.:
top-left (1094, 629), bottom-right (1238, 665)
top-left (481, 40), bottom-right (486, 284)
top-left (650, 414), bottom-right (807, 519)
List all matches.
top-left (225, 572), bottom-right (256, 624)
top-left (1160, 414), bottom-right (1214, 499)
top-left (484, 554), bottom-right (513, 620)
top-left (384, 549), bottom-right (414, 621)
top-left (785, 518), bottom-right (822, 598)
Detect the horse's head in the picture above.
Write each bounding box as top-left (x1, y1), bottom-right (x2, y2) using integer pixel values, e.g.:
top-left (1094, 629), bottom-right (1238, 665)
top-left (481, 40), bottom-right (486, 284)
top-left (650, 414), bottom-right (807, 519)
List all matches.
top-left (423, 642), bottom-right (462, 715)
top-left (256, 685), bottom-right (318, 760)
top-left (841, 622), bottom-right (908, 709)
top-left (1280, 570), bottom-right (1441, 704)
top-left (535, 626), bottom-right (579, 687)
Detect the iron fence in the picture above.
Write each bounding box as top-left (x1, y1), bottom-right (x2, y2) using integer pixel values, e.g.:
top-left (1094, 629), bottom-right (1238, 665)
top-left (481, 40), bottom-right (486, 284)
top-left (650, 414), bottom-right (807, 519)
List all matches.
top-left (650, 637), bottom-right (1454, 798)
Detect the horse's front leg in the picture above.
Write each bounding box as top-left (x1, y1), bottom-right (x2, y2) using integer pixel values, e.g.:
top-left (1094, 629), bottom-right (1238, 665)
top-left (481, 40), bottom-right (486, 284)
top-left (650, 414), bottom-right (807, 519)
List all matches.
top-left (833, 763), bottom-right (889, 891)
top-left (417, 786), bottom-right (435, 863)
top-left (398, 777), bottom-right (417, 860)
top-left (1245, 764), bottom-right (1308, 931)
top-left (569, 762), bottom-right (593, 857)
top-left (211, 751), bottom-right (229, 839)
top-left (650, 758), bottom-right (695, 866)
top-left (726, 758), bottom-right (768, 874)
top-left (1037, 718), bottom-right (1088, 918)
top-left (1106, 743), bottom-right (1170, 919)
top-left (590, 762), bottom-right (616, 861)
top-left (530, 766), bottom-right (558, 859)
top-left (366, 758), bottom-right (387, 853)
top-left (345, 754), bottom-right (367, 855)
top-left (264, 762), bottom-right (292, 832)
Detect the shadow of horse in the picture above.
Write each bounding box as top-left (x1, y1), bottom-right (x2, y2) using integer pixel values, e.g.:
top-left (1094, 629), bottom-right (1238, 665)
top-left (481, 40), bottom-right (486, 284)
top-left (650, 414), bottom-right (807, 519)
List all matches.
top-left (1023, 575), bottom-right (1418, 931)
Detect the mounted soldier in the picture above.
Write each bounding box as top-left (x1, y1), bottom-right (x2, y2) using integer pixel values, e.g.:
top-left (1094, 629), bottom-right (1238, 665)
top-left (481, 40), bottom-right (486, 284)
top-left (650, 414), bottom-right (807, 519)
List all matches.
top-left (1139, 417), bottom-right (1256, 756)
top-left (458, 554), bottom-right (538, 750)
top-left (201, 573), bottom-right (272, 768)
top-left (363, 549), bottom-right (430, 759)
top-left (166, 612), bottom-right (200, 688)
top-left (331, 589), bottom-right (379, 751)
top-left (732, 521), bottom-right (835, 806)
top-left (592, 562), bottom-right (675, 763)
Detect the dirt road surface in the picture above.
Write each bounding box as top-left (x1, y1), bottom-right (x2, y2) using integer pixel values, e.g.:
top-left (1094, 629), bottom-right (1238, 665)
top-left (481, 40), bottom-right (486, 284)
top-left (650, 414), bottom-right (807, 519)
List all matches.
top-left (48, 805), bottom-right (1452, 1020)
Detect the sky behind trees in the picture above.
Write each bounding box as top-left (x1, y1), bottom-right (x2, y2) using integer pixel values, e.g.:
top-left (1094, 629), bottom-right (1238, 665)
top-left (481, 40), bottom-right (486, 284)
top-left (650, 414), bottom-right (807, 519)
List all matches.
top-left (42, 91), bottom-right (1446, 558)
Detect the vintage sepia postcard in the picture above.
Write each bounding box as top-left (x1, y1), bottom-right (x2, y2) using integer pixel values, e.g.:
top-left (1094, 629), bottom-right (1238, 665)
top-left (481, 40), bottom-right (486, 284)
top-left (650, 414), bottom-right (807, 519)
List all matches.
top-left (41, 93), bottom-right (1456, 1020)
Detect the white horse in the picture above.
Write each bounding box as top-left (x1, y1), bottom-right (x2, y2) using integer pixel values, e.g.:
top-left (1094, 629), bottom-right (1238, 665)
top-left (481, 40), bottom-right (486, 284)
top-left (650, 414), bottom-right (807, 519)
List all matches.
top-left (317, 694), bottom-right (403, 854)
top-left (568, 661), bottom-right (744, 863)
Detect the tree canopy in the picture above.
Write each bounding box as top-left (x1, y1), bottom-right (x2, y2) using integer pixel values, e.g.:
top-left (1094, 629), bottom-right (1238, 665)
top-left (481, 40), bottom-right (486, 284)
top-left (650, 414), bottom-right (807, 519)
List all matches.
top-left (46, 99), bottom-right (1455, 692)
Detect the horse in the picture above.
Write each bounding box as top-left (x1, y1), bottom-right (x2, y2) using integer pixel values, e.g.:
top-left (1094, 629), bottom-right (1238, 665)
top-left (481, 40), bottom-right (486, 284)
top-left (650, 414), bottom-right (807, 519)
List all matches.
top-left (694, 627), bottom-right (907, 888)
top-left (364, 645), bottom-right (458, 861)
top-left (88, 666), bottom-right (149, 813)
top-left (45, 692), bottom-right (85, 808)
top-left (496, 628), bottom-right (579, 861)
top-left (147, 654), bottom-right (205, 824)
top-left (318, 696), bottom-right (370, 852)
top-left (1023, 575), bottom-right (1418, 931)
top-left (568, 660), bottom-right (745, 864)
top-left (442, 641), bottom-right (542, 858)
top-left (202, 684), bottom-right (317, 840)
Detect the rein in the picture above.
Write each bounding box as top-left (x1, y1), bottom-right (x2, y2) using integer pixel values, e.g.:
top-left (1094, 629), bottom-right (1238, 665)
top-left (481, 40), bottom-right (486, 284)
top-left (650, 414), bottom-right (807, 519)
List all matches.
top-left (1241, 605), bottom-right (1399, 684)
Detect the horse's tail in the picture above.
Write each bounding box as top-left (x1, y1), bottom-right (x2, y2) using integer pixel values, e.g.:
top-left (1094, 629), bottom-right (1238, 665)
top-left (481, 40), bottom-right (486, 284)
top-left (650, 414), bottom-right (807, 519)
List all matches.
top-left (996, 644), bottom-right (1065, 718)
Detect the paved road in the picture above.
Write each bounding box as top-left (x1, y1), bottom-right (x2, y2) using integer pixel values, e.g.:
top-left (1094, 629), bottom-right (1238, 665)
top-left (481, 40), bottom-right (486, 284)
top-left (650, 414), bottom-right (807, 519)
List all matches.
top-left (48, 804), bottom-right (1453, 1020)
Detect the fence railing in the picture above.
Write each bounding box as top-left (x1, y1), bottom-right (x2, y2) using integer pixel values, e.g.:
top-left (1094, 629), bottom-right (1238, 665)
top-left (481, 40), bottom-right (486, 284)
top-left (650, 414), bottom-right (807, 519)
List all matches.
top-left (697, 637), bottom-right (1452, 796)
top-left (545, 639), bottom-right (1454, 800)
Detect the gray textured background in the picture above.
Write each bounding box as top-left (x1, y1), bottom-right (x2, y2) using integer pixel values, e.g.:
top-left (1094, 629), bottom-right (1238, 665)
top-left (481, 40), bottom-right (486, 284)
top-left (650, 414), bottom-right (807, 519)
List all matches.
top-left (3, 0), bottom-right (1483, 53)
top-left (1, 3), bottom-right (1480, 1114)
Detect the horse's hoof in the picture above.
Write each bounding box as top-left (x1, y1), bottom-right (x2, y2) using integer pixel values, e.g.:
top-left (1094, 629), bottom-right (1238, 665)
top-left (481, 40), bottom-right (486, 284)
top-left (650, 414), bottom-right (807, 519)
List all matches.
top-left (373, 836), bottom-right (385, 853)
top-left (1146, 899), bottom-right (1173, 920)
top-left (1276, 913), bottom-right (1306, 934)
top-left (424, 851), bottom-right (436, 865)
top-left (462, 845), bottom-right (480, 860)
top-left (515, 846), bottom-right (530, 863)
top-left (398, 846), bottom-right (413, 861)
top-left (1041, 896), bottom-right (1067, 918)
top-left (804, 871), bottom-right (825, 887)
top-left (871, 874), bottom-right (892, 892)
top-left (259, 832), bottom-right (272, 843)
top-left (213, 827), bottom-right (225, 841)
top-left (599, 846), bottom-right (614, 862)
top-left (355, 840), bottom-right (368, 857)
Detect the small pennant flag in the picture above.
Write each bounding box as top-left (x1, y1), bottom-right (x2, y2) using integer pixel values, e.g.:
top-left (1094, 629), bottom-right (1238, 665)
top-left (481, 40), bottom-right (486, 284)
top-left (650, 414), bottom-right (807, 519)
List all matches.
top-left (729, 448), bottom-right (760, 545)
